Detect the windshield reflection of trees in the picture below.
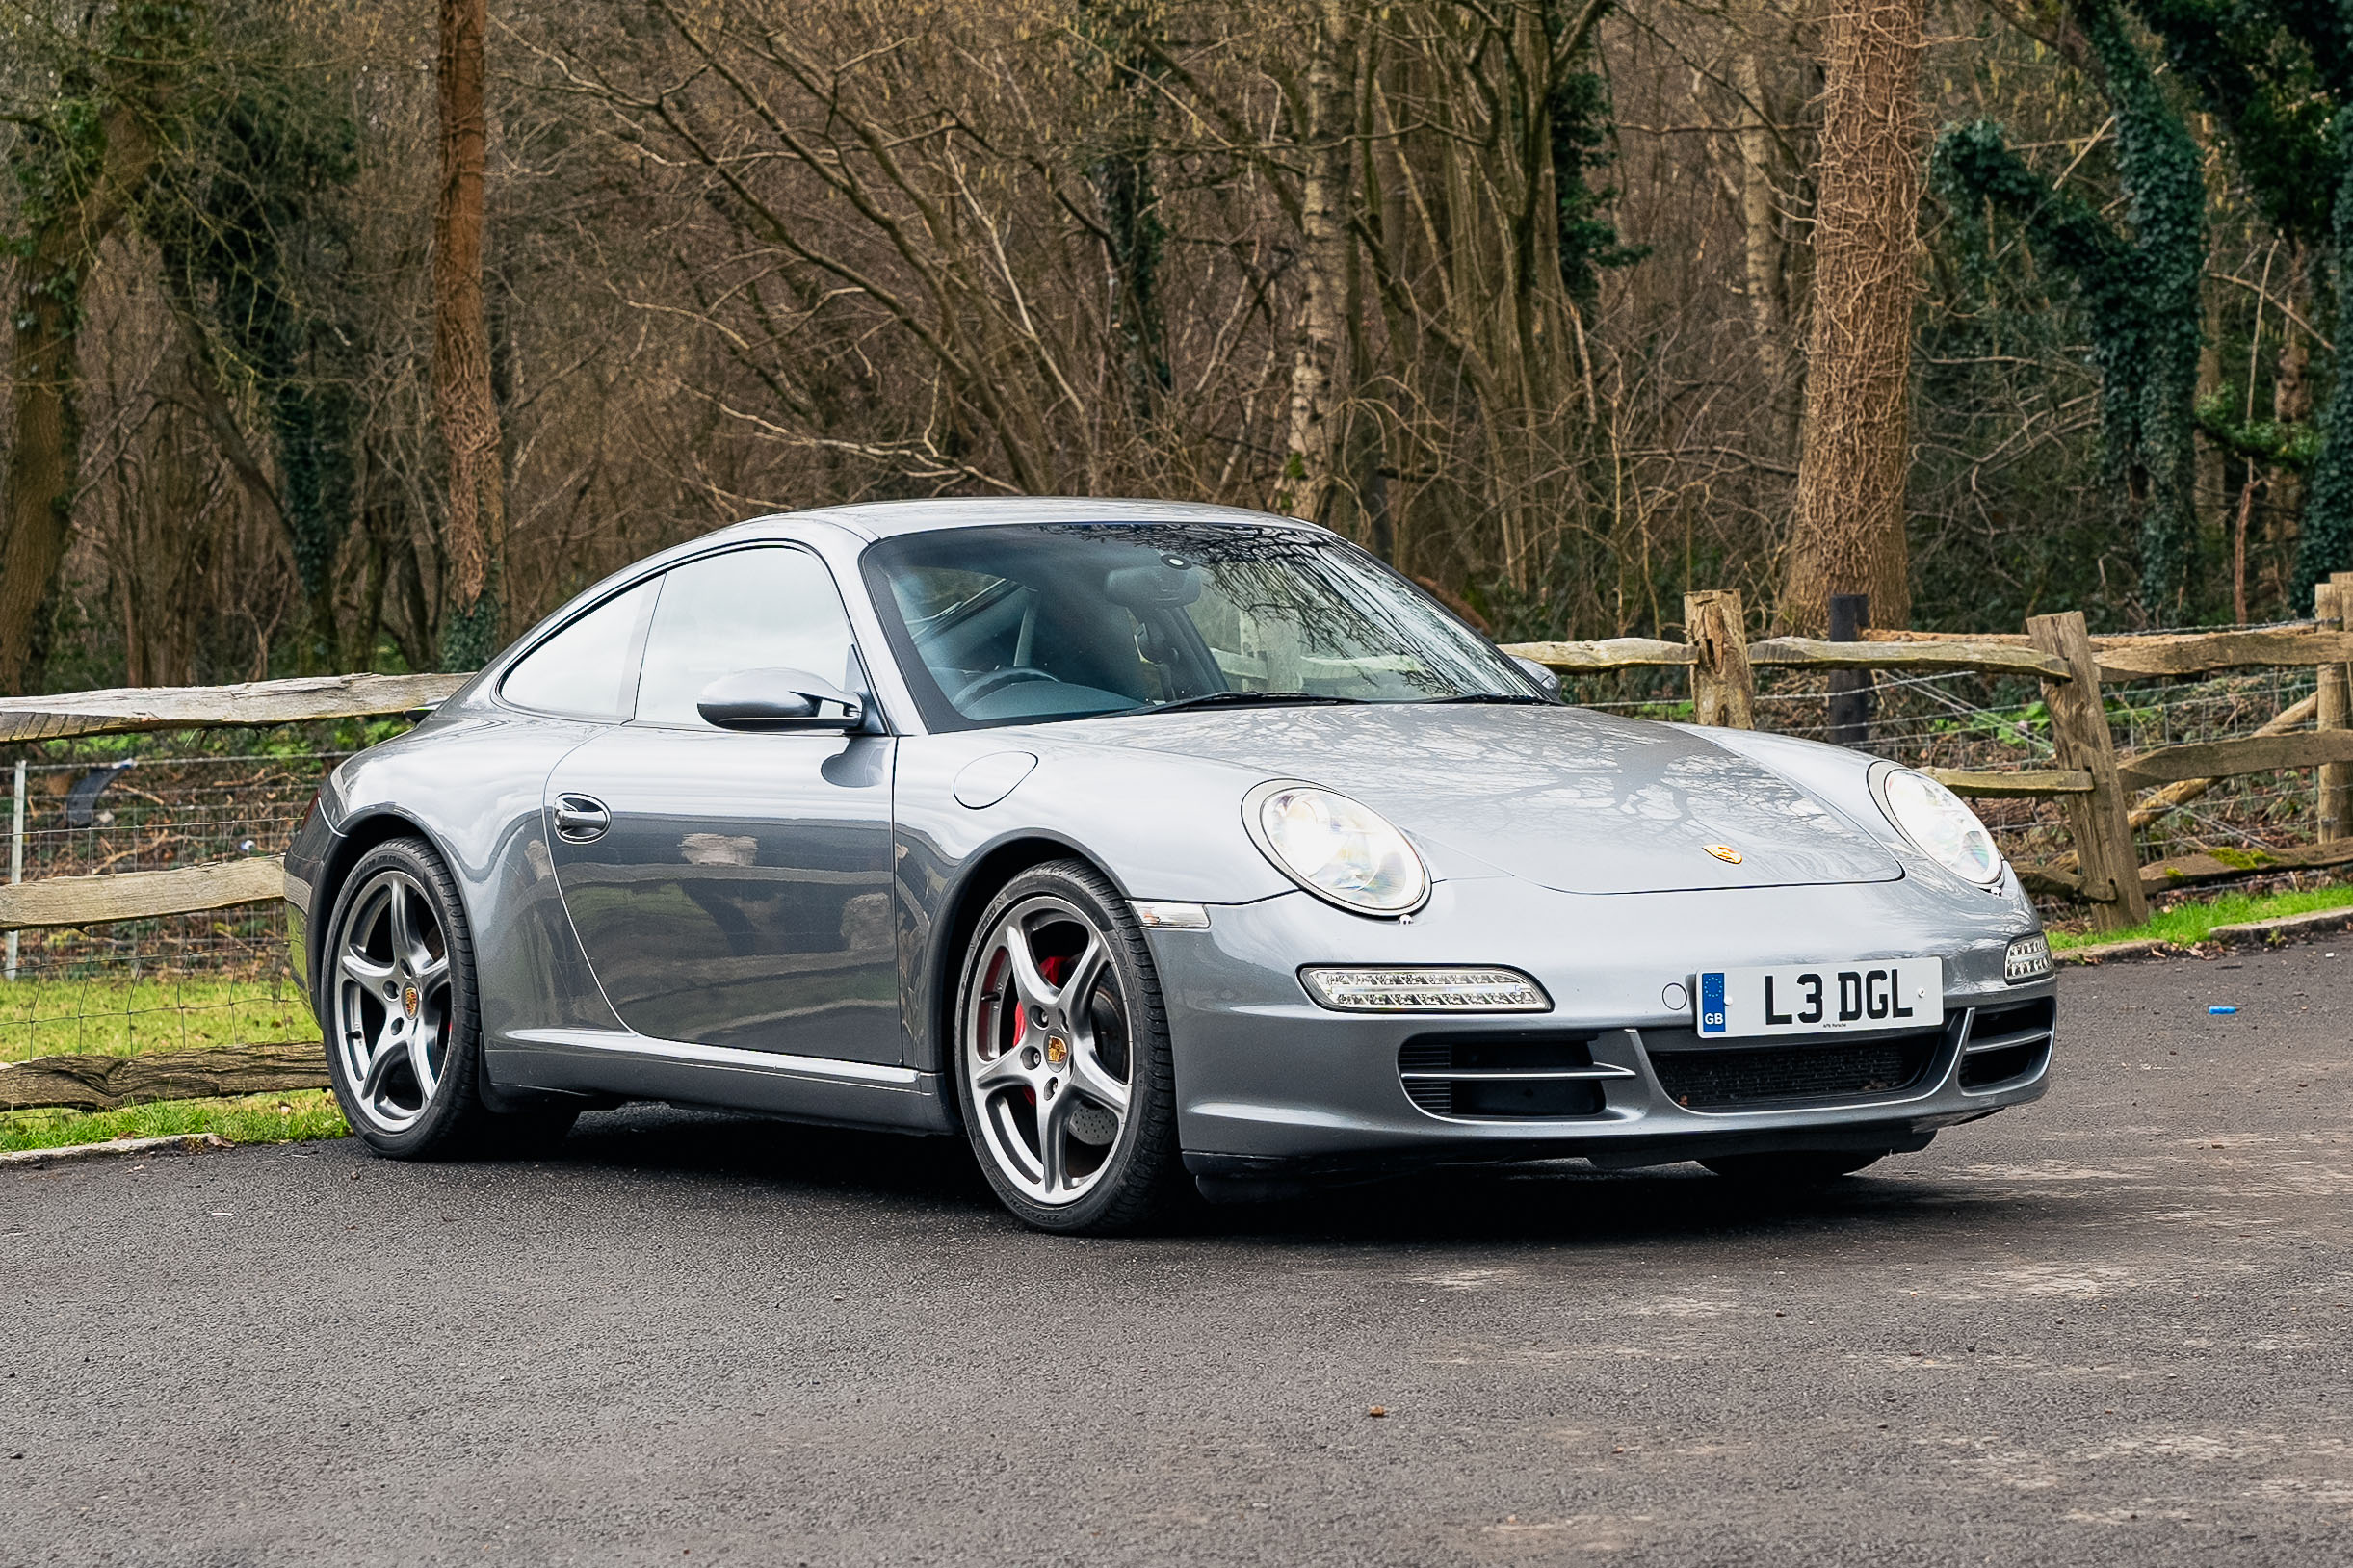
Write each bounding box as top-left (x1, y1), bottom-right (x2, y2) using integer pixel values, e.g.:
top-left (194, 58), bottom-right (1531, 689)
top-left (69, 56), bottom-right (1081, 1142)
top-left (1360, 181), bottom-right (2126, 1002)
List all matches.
top-left (1024, 524), bottom-right (1507, 696)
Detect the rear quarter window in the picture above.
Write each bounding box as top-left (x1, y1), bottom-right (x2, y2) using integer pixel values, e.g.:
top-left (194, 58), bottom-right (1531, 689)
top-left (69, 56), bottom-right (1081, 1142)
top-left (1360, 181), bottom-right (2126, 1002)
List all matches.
top-left (499, 579), bottom-right (658, 720)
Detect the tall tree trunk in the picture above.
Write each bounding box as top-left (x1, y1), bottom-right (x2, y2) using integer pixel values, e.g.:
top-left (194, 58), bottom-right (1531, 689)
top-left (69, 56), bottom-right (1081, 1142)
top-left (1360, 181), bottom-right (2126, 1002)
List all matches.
top-left (1282, 0), bottom-right (1355, 527)
top-left (433, 0), bottom-right (506, 670)
top-left (1732, 47), bottom-right (1793, 452)
top-left (1783, 0), bottom-right (1922, 633)
top-left (0, 103), bottom-right (162, 693)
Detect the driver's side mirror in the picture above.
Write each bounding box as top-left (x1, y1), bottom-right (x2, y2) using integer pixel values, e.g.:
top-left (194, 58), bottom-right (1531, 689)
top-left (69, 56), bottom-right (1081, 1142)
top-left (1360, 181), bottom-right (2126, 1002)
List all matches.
top-left (696, 667), bottom-right (865, 732)
top-left (1509, 655), bottom-right (1563, 701)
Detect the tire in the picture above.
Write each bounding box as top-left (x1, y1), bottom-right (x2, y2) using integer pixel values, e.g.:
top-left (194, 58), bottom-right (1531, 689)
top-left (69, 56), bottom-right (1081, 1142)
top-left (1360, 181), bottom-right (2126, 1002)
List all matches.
top-left (952, 860), bottom-right (1185, 1234)
top-left (1700, 1150), bottom-right (1886, 1184)
top-left (317, 836), bottom-right (565, 1160)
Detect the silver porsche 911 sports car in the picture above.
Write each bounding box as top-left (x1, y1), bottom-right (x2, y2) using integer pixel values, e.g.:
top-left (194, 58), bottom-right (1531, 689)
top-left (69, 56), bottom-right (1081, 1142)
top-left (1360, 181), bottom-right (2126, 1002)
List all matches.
top-left (285, 498), bottom-right (2057, 1233)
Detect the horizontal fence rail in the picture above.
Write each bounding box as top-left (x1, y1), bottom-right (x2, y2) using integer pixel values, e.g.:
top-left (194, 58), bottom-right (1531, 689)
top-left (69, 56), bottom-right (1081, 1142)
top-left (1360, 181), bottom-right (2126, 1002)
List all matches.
top-left (0, 672), bottom-right (469, 745)
top-left (0, 1041), bottom-right (327, 1113)
top-left (1853, 625), bottom-right (2353, 681)
top-left (1926, 769), bottom-right (2093, 798)
top-left (2113, 732), bottom-right (2353, 791)
top-left (1744, 638), bottom-right (2073, 680)
top-left (0, 858), bottom-right (286, 933)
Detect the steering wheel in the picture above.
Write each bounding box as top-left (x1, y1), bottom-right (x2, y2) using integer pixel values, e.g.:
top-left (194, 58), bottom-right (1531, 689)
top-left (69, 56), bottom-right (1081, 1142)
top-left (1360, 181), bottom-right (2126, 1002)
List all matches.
top-left (952, 666), bottom-right (1059, 706)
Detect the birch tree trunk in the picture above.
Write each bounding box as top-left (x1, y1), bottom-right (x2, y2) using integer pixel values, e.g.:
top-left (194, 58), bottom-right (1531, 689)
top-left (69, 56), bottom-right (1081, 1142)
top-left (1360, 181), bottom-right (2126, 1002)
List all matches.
top-left (1731, 47), bottom-right (1793, 451)
top-left (433, 0), bottom-right (507, 668)
top-left (1282, 0), bottom-right (1355, 527)
top-left (1783, 0), bottom-right (1922, 632)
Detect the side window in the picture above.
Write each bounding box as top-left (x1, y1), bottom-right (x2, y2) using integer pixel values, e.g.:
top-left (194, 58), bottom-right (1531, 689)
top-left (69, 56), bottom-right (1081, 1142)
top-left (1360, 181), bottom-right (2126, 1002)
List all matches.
top-left (634, 546), bottom-right (861, 728)
top-left (499, 579), bottom-right (658, 720)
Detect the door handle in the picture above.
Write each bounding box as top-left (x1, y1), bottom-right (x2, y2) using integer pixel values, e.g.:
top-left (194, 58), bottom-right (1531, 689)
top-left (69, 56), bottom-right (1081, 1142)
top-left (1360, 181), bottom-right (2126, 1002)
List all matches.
top-left (553, 794), bottom-right (611, 843)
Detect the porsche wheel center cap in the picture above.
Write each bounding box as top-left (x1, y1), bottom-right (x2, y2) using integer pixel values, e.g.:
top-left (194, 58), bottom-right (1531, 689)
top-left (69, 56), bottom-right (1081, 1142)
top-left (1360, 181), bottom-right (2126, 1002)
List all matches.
top-left (402, 984), bottom-right (420, 1019)
top-left (1044, 1034), bottom-right (1069, 1067)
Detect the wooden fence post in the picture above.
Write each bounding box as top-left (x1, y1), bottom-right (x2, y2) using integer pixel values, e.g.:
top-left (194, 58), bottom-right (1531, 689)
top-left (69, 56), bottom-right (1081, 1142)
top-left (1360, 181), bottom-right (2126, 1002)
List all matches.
top-left (1685, 590), bottom-right (1756, 728)
top-left (2026, 611), bottom-right (2149, 929)
top-left (2322, 576), bottom-right (2353, 843)
top-left (1826, 592), bottom-right (1872, 746)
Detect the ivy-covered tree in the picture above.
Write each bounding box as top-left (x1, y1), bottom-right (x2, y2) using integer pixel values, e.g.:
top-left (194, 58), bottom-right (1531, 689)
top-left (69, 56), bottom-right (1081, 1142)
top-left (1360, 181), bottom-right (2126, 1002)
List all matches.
top-left (1543, 0), bottom-right (1645, 311)
top-left (1077, 1), bottom-right (1171, 422)
top-left (1933, 0), bottom-right (2207, 615)
top-left (146, 68), bottom-right (362, 668)
top-left (1, 1), bottom-right (201, 691)
top-left (2300, 109), bottom-right (2353, 599)
top-left (2123, 0), bottom-right (2353, 600)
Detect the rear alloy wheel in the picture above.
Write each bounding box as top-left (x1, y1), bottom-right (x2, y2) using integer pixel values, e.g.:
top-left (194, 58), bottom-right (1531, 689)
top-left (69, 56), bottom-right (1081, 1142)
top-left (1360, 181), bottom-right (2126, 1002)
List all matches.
top-left (321, 837), bottom-right (572, 1158)
top-left (1700, 1150), bottom-right (1886, 1184)
top-left (954, 861), bottom-right (1182, 1233)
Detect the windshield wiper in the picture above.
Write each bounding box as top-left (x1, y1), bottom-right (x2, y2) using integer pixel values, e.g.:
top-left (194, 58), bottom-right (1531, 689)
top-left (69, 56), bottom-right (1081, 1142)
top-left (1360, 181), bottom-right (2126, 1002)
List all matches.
top-left (1148, 692), bottom-right (1366, 715)
top-left (1417, 693), bottom-right (1550, 705)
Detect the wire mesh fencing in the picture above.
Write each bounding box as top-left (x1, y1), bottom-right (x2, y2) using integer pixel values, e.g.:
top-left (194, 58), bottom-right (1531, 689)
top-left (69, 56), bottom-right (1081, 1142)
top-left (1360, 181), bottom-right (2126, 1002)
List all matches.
top-left (0, 739), bottom-right (353, 1066)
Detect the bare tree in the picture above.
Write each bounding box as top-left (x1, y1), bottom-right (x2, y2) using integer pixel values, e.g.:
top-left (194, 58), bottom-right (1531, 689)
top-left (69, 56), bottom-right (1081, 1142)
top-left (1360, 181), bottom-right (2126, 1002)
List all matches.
top-left (432, 0), bottom-right (506, 666)
top-left (1784, 0), bottom-right (1922, 631)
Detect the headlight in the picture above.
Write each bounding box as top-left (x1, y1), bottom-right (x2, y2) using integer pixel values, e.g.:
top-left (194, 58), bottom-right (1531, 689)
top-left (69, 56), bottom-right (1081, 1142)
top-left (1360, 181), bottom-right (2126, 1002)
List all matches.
top-left (1878, 768), bottom-right (2002, 886)
top-left (1244, 781), bottom-right (1429, 915)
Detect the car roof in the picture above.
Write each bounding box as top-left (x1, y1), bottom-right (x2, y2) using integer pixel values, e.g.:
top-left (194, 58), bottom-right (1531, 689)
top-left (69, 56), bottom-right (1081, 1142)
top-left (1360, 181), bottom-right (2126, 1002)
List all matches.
top-left (712, 496), bottom-right (1319, 543)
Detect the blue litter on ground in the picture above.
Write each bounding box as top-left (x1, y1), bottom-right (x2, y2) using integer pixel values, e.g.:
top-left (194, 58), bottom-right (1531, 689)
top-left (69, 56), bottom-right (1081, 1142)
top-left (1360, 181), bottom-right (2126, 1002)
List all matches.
top-left (2209, 1006), bottom-right (2238, 1015)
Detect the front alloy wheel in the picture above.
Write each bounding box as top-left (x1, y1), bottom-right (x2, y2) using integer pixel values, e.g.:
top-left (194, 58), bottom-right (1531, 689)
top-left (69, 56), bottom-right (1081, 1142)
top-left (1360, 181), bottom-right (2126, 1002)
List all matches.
top-left (956, 862), bottom-right (1182, 1232)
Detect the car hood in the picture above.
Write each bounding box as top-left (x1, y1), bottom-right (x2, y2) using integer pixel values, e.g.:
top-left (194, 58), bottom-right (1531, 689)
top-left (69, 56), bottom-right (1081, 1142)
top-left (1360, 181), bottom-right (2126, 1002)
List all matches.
top-left (1082, 705), bottom-right (1903, 895)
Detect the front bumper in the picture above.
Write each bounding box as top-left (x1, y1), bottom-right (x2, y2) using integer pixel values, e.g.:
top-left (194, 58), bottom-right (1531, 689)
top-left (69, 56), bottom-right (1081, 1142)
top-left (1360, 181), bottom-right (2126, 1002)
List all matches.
top-left (1145, 873), bottom-right (2054, 1180)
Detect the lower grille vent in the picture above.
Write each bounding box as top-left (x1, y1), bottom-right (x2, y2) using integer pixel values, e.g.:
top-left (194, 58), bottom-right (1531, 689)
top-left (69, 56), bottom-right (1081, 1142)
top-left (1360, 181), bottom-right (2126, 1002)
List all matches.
top-left (1397, 1032), bottom-right (1611, 1120)
top-left (1647, 1033), bottom-right (1938, 1110)
top-left (1960, 995), bottom-right (2055, 1089)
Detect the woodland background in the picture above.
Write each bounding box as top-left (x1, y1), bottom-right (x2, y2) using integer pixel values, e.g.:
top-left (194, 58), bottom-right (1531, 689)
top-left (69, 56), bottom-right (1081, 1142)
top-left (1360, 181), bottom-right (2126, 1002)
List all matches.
top-left (6, 0), bottom-right (2353, 694)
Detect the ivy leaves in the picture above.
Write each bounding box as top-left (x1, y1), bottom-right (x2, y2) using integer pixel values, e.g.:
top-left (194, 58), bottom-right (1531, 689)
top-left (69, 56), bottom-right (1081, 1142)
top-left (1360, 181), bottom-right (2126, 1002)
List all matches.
top-left (1933, 0), bottom-right (2206, 614)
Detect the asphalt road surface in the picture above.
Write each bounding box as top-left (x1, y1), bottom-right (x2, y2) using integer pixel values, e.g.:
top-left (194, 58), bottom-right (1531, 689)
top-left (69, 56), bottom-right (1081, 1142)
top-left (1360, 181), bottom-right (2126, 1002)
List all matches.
top-left (5, 946), bottom-right (2349, 1567)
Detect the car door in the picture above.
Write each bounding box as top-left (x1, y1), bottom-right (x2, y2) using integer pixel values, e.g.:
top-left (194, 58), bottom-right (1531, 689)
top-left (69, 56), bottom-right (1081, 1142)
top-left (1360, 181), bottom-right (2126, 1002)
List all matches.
top-left (545, 542), bottom-right (900, 1064)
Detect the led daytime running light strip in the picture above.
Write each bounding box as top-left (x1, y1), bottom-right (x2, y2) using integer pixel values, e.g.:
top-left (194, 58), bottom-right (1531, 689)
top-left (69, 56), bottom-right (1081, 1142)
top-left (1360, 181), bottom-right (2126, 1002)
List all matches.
top-left (2003, 933), bottom-right (2052, 982)
top-left (1299, 966), bottom-right (1551, 1013)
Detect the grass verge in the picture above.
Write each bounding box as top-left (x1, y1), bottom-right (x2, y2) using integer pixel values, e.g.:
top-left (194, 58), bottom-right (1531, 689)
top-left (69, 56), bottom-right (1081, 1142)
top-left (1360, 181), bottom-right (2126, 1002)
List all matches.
top-left (0, 978), bottom-right (313, 1064)
top-left (0, 1088), bottom-right (347, 1154)
top-left (2048, 884), bottom-right (2353, 952)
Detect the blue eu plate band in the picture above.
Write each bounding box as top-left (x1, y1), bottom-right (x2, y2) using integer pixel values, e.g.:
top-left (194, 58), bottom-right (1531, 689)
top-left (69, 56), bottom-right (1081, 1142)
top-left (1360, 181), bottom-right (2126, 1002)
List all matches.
top-left (1698, 971), bottom-right (1727, 1035)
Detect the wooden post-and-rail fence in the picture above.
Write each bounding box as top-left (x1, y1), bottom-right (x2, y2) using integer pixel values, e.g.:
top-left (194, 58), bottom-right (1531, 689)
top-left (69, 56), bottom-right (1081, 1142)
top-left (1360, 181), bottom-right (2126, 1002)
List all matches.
top-left (0, 673), bottom-right (467, 1114)
top-left (4, 583), bottom-right (2353, 1112)
top-left (1503, 573), bottom-right (2353, 931)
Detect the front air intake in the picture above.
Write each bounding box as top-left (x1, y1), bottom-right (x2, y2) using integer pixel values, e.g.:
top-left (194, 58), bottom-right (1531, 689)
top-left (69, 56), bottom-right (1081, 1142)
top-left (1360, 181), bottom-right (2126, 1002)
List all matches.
top-left (1959, 995), bottom-right (2054, 1090)
top-left (1640, 1027), bottom-right (1944, 1110)
top-left (1396, 1032), bottom-right (1623, 1120)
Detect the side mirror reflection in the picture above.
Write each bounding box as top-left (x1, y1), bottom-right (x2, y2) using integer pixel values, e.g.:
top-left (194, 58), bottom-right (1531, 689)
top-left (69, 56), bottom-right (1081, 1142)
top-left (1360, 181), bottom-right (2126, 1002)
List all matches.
top-left (1509, 655), bottom-right (1563, 701)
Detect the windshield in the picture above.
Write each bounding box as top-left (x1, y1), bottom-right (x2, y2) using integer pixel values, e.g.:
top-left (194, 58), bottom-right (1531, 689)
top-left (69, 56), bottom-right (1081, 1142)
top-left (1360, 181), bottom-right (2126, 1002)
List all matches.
top-left (860, 521), bottom-right (1542, 730)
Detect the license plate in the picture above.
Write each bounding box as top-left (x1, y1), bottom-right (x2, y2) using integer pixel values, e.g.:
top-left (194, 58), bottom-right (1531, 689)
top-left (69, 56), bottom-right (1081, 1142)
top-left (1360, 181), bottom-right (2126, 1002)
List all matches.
top-left (1694, 958), bottom-right (1943, 1038)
